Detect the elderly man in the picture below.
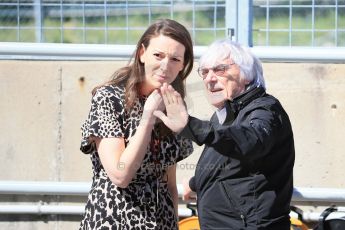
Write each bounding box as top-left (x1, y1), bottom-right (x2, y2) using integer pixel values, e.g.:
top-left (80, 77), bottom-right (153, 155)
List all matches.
top-left (155, 39), bottom-right (295, 230)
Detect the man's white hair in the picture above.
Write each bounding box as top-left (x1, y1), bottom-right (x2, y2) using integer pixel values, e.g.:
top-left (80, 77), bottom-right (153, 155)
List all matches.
top-left (199, 39), bottom-right (266, 89)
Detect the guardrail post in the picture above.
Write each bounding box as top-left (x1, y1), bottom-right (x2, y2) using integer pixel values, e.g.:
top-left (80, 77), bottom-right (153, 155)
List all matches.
top-left (226, 0), bottom-right (253, 46)
top-left (34, 0), bottom-right (42, 42)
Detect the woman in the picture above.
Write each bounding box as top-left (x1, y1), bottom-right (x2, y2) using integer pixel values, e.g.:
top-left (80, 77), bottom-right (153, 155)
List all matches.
top-left (79, 19), bottom-right (194, 229)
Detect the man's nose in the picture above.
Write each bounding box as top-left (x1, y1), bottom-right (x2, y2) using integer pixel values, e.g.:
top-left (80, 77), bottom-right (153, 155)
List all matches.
top-left (204, 70), bottom-right (217, 82)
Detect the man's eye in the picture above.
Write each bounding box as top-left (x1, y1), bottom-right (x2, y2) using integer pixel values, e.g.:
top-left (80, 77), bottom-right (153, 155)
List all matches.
top-left (201, 69), bottom-right (209, 75)
top-left (214, 66), bottom-right (225, 72)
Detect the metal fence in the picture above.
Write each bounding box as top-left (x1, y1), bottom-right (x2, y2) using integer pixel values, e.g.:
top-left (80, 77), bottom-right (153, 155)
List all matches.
top-left (1, 181), bottom-right (345, 221)
top-left (0, 0), bottom-right (344, 47)
top-left (253, 0), bottom-right (345, 46)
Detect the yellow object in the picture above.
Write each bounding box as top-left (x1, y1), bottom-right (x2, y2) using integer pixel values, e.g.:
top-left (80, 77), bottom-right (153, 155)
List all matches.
top-left (178, 216), bottom-right (200, 230)
top-left (179, 216), bottom-right (308, 230)
top-left (290, 217), bottom-right (309, 230)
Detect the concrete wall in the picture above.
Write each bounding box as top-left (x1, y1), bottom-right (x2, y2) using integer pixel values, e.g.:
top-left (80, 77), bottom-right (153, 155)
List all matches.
top-left (1, 60), bottom-right (345, 229)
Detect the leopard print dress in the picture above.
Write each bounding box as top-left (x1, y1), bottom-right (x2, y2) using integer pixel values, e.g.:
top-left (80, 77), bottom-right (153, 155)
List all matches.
top-left (79, 84), bottom-right (193, 230)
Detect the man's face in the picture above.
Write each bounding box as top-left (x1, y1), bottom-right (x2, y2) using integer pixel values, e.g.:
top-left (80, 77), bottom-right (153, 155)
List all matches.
top-left (199, 59), bottom-right (249, 108)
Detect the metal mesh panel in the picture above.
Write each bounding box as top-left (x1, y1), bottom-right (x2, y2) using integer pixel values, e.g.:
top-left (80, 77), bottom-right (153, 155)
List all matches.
top-left (0, 0), bottom-right (344, 46)
top-left (253, 0), bottom-right (345, 46)
top-left (0, 0), bottom-right (227, 45)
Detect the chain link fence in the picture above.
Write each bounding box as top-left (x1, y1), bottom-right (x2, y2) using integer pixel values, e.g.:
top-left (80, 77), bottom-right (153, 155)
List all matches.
top-left (0, 0), bottom-right (344, 46)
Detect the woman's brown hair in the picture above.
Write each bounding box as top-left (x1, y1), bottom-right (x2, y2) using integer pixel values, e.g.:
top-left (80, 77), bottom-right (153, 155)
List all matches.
top-left (92, 19), bottom-right (194, 109)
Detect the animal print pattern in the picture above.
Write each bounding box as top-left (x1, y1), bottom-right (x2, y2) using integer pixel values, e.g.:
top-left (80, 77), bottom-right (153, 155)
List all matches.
top-left (79, 85), bottom-right (193, 230)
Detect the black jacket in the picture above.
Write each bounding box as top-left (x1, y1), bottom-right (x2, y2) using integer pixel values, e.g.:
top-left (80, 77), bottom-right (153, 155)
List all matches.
top-left (180, 87), bottom-right (295, 230)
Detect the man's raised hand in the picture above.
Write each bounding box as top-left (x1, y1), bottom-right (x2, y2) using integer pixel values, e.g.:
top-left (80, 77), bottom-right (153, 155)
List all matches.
top-left (153, 83), bottom-right (189, 133)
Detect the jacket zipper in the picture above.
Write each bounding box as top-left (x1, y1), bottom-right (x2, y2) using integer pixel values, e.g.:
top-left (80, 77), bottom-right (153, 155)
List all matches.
top-left (240, 214), bottom-right (247, 227)
top-left (220, 182), bottom-right (247, 227)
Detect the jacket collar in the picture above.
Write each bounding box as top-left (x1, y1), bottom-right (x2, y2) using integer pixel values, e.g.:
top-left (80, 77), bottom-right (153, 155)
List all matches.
top-left (223, 86), bottom-right (266, 124)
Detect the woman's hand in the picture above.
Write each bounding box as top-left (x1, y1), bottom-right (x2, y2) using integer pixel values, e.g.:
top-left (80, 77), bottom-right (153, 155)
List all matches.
top-left (153, 83), bottom-right (189, 133)
top-left (142, 89), bottom-right (163, 125)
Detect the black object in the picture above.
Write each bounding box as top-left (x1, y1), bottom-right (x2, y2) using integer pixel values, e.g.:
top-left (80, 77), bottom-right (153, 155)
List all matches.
top-left (314, 205), bottom-right (345, 230)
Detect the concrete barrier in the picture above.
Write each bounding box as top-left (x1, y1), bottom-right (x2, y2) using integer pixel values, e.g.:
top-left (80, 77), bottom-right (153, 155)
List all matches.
top-left (0, 60), bottom-right (345, 229)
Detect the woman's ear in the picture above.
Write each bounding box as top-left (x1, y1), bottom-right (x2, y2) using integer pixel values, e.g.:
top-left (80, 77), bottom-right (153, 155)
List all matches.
top-left (139, 44), bottom-right (146, 63)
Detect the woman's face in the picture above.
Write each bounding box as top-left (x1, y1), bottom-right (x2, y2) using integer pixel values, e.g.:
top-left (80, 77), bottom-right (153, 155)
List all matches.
top-left (139, 34), bottom-right (185, 95)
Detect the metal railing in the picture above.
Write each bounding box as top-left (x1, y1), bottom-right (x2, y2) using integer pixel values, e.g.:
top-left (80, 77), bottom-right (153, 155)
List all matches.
top-left (1, 181), bottom-right (345, 203)
top-left (1, 180), bottom-right (345, 221)
top-left (1, 42), bottom-right (345, 63)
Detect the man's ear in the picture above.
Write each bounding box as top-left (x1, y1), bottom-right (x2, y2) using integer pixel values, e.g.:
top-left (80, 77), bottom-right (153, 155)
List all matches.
top-left (139, 44), bottom-right (146, 63)
top-left (240, 72), bottom-right (251, 85)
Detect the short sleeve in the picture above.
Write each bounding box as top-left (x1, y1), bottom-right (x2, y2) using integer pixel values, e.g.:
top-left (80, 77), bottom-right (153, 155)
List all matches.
top-left (80, 86), bottom-right (124, 154)
top-left (175, 135), bottom-right (194, 162)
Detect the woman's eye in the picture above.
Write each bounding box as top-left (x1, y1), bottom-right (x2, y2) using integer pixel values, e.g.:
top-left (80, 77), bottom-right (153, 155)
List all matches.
top-left (153, 53), bottom-right (164, 59)
top-left (172, 57), bottom-right (181, 62)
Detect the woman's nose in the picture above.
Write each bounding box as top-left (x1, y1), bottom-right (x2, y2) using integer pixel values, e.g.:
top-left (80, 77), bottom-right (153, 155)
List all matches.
top-left (160, 58), bottom-right (168, 70)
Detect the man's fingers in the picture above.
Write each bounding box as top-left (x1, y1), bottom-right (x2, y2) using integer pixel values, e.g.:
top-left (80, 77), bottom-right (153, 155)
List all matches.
top-left (161, 83), bottom-right (171, 105)
top-left (170, 84), bottom-right (182, 103)
top-left (174, 91), bottom-right (183, 105)
top-left (164, 86), bottom-right (174, 104)
top-left (161, 90), bottom-right (170, 106)
top-left (167, 85), bottom-right (176, 104)
top-left (161, 83), bottom-right (181, 105)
